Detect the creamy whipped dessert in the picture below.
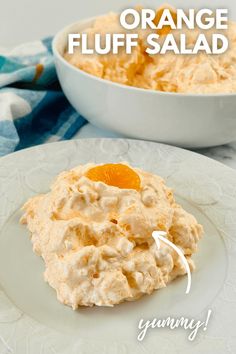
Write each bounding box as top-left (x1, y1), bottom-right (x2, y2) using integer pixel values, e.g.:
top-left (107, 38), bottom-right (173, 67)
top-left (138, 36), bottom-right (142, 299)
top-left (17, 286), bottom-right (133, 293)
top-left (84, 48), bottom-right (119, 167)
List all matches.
top-left (21, 163), bottom-right (203, 308)
top-left (64, 6), bottom-right (236, 93)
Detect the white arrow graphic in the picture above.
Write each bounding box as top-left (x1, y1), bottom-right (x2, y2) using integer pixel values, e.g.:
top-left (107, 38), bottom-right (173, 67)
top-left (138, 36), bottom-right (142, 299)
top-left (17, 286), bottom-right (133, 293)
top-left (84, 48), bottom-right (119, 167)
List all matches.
top-left (152, 230), bottom-right (192, 294)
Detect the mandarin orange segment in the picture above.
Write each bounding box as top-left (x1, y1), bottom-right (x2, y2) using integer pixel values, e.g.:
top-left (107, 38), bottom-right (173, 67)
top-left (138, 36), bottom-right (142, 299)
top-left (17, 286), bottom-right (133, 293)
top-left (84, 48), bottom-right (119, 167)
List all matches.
top-left (154, 5), bottom-right (177, 36)
top-left (85, 164), bottom-right (141, 191)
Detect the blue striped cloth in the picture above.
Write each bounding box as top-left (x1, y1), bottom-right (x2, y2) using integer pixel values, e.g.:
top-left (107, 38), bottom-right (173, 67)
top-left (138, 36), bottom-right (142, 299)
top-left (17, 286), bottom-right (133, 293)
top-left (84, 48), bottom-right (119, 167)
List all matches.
top-left (0, 37), bottom-right (87, 157)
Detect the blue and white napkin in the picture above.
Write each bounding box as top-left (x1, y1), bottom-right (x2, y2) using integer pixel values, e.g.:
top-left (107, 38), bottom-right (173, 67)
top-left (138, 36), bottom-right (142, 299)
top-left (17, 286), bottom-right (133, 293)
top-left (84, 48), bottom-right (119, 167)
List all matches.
top-left (0, 37), bottom-right (87, 157)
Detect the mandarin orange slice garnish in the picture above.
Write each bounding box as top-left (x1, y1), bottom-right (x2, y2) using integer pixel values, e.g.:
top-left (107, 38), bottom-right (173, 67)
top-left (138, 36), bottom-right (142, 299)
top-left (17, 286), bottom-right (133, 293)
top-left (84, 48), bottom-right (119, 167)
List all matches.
top-left (85, 163), bottom-right (141, 191)
top-left (154, 5), bottom-right (177, 36)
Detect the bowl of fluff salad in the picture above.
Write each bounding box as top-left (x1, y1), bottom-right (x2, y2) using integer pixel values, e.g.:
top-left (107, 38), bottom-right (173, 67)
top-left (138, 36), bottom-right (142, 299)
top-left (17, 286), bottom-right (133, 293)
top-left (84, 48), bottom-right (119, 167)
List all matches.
top-left (53, 3), bottom-right (236, 148)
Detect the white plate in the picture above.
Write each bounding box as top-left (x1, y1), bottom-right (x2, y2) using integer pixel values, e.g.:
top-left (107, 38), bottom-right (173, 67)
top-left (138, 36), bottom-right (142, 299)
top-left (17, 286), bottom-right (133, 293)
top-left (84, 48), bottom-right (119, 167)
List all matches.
top-left (0, 138), bottom-right (235, 354)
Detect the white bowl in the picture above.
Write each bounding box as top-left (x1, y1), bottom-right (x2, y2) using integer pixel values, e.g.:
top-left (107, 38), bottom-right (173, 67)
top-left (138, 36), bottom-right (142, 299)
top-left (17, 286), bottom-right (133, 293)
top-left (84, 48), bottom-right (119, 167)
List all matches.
top-left (52, 18), bottom-right (236, 148)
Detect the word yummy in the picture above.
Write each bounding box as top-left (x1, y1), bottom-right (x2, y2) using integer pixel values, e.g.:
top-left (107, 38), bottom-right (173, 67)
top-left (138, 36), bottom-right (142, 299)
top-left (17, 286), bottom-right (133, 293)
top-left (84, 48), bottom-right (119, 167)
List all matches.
top-left (137, 309), bottom-right (212, 341)
top-left (68, 8), bottom-right (229, 55)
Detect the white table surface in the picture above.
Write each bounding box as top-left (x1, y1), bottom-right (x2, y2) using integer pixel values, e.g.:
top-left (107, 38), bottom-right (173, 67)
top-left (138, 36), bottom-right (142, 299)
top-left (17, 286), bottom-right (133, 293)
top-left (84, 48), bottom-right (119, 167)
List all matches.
top-left (75, 124), bottom-right (236, 170)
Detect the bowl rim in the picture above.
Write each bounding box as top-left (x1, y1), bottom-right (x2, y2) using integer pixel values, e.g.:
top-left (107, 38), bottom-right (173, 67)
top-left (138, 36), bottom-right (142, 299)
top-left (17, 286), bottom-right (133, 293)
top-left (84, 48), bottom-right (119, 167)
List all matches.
top-left (52, 16), bottom-right (236, 98)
